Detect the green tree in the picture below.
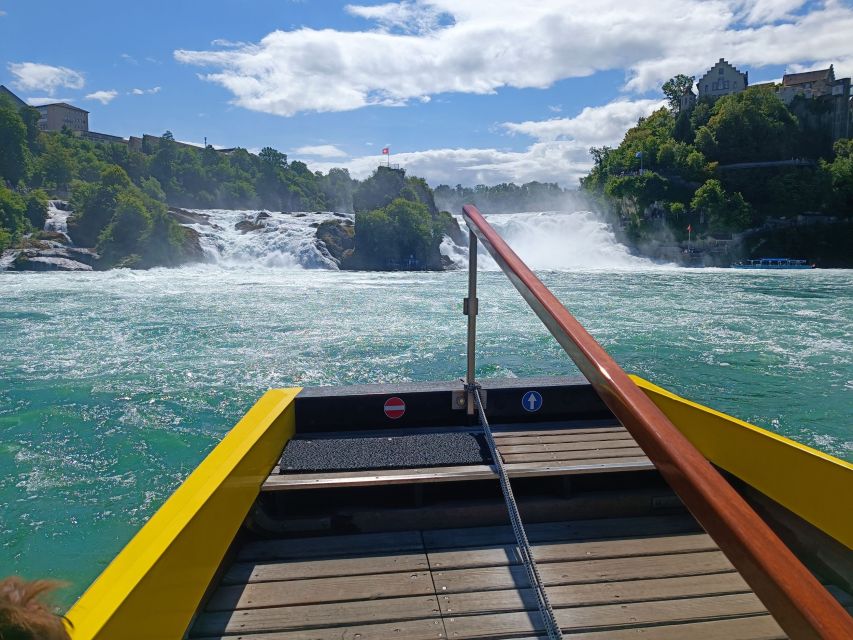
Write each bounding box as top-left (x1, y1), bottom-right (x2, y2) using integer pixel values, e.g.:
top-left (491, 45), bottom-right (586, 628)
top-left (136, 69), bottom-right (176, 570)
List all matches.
top-left (691, 179), bottom-right (751, 231)
top-left (353, 166), bottom-right (408, 212)
top-left (259, 147), bottom-right (288, 169)
top-left (350, 198), bottom-right (442, 269)
top-left (98, 191), bottom-right (150, 261)
top-left (67, 165), bottom-right (133, 246)
top-left (0, 102), bottom-right (29, 184)
top-left (24, 189), bottom-right (49, 230)
top-left (695, 90), bottom-right (798, 164)
top-left (823, 139), bottom-right (853, 216)
top-left (38, 136), bottom-right (75, 188)
top-left (662, 74), bottom-right (695, 111)
top-left (0, 185), bottom-right (27, 249)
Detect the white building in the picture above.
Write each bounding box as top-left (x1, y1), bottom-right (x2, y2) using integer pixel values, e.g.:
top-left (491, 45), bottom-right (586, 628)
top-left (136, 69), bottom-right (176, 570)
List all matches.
top-left (697, 58), bottom-right (748, 101)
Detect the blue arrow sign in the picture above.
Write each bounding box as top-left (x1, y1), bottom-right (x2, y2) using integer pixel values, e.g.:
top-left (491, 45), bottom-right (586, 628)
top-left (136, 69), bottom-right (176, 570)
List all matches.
top-left (521, 390), bottom-right (543, 412)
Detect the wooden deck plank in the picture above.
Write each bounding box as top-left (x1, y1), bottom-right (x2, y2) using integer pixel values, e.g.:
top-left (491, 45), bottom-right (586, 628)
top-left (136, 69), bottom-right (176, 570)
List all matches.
top-left (442, 593), bottom-right (770, 638)
top-left (496, 615), bottom-right (786, 640)
top-left (501, 457), bottom-right (652, 475)
top-left (238, 530), bottom-right (423, 562)
top-left (191, 597), bottom-right (444, 637)
top-left (494, 432), bottom-right (633, 446)
top-left (438, 572), bottom-right (749, 616)
top-left (194, 618), bottom-right (446, 640)
top-left (206, 570), bottom-right (435, 611)
top-left (500, 447), bottom-right (646, 464)
top-left (422, 515), bottom-right (700, 550)
top-left (223, 552), bottom-right (430, 585)
top-left (427, 533), bottom-right (716, 570)
top-left (262, 457), bottom-right (653, 491)
top-left (432, 551), bottom-right (734, 593)
top-left (498, 438), bottom-right (640, 454)
top-left (491, 426), bottom-right (626, 437)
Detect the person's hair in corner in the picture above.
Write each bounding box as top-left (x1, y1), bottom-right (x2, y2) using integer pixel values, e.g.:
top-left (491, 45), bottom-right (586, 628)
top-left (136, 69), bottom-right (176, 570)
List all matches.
top-left (0, 577), bottom-right (71, 640)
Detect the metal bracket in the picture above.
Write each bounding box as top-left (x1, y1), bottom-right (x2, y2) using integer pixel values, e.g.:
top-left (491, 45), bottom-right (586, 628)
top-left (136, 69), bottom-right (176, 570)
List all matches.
top-left (463, 297), bottom-right (478, 316)
top-left (452, 388), bottom-right (486, 410)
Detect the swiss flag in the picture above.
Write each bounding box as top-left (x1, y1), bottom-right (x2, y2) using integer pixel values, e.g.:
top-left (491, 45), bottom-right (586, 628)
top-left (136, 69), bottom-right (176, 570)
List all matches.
top-left (382, 147), bottom-right (390, 155)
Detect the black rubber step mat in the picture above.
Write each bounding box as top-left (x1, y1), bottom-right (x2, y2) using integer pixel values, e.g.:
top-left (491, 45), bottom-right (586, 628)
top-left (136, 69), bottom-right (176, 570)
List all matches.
top-left (279, 431), bottom-right (492, 473)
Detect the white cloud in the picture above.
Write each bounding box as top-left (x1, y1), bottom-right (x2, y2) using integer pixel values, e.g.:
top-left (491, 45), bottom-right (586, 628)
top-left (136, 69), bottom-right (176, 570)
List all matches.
top-left (130, 86), bottom-right (162, 95)
top-left (345, 1), bottom-right (449, 34)
top-left (307, 143), bottom-right (589, 187)
top-left (737, 0), bottom-right (808, 25)
top-left (211, 38), bottom-right (250, 48)
top-left (8, 62), bottom-right (85, 94)
top-left (504, 98), bottom-right (666, 142)
top-left (121, 53), bottom-right (138, 65)
top-left (85, 90), bottom-right (118, 104)
top-left (26, 97), bottom-right (73, 106)
top-left (174, 0), bottom-right (853, 117)
top-left (306, 97), bottom-right (663, 187)
top-left (293, 144), bottom-right (348, 158)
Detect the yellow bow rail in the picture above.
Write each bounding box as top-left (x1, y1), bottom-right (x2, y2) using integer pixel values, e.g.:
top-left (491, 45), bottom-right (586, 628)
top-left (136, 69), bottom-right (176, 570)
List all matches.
top-left (632, 375), bottom-right (853, 551)
top-left (64, 388), bottom-right (300, 640)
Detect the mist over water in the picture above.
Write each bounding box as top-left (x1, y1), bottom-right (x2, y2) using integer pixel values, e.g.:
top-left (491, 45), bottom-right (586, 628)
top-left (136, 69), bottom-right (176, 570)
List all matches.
top-left (453, 211), bottom-right (657, 270)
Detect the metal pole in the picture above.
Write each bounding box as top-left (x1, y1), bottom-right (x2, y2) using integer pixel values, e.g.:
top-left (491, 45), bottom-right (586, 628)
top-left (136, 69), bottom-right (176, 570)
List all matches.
top-left (464, 232), bottom-right (478, 414)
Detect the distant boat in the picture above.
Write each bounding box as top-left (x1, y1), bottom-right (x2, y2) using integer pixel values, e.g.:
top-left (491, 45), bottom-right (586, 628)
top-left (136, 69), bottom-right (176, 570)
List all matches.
top-left (732, 258), bottom-right (815, 269)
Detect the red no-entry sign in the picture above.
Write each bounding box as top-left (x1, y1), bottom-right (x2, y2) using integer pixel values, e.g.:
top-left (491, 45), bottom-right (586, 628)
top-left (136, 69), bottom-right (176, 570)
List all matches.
top-left (383, 396), bottom-right (406, 419)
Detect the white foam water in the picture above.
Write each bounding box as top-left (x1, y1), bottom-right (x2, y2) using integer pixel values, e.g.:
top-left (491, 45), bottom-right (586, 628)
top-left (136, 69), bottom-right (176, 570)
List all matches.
top-left (184, 209), bottom-right (350, 269)
top-left (44, 200), bottom-right (72, 241)
top-left (181, 208), bottom-right (652, 272)
top-left (446, 210), bottom-right (659, 270)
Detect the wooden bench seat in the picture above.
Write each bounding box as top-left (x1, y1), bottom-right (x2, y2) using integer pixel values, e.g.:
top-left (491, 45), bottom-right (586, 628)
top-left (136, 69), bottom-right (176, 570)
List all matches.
top-left (264, 422), bottom-right (654, 491)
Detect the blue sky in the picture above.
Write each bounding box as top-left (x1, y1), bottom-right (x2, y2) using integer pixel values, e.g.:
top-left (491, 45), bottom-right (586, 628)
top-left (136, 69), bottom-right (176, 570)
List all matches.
top-left (2, 0), bottom-right (852, 186)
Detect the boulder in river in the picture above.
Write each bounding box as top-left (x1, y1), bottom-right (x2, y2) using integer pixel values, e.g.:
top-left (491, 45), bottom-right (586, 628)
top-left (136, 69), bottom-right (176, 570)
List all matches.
top-left (7, 246), bottom-right (100, 271)
top-left (169, 208), bottom-right (212, 226)
top-left (235, 219), bottom-right (264, 233)
top-left (12, 254), bottom-right (93, 271)
top-left (315, 219), bottom-right (355, 266)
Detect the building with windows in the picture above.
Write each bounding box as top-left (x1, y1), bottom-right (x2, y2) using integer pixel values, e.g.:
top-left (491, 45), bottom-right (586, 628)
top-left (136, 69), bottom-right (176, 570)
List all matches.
top-left (697, 58), bottom-right (748, 100)
top-left (36, 102), bottom-right (89, 132)
top-left (779, 66), bottom-right (837, 102)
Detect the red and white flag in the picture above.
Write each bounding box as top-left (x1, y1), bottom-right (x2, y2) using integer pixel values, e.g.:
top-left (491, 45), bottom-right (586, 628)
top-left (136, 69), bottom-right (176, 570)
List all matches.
top-left (382, 147), bottom-right (390, 155)
top-left (687, 224), bottom-right (692, 233)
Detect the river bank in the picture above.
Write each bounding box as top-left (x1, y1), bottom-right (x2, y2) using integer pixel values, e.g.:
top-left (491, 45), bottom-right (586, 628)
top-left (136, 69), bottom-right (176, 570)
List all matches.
top-left (612, 211), bottom-right (853, 267)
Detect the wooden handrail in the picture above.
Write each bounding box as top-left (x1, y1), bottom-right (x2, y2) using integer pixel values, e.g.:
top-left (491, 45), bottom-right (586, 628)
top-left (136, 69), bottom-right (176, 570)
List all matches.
top-left (461, 204), bottom-right (853, 639)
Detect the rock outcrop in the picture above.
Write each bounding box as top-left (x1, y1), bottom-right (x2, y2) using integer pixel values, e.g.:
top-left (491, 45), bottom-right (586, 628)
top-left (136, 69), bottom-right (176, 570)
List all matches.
top-left (234, 214), bottom-right (268, 233)
top-left (169, 207), bottom-right (212, 226)
top-left (7, 244), bottom-right (100, 271)
top-left (315, 219), bottom-right (355, 266)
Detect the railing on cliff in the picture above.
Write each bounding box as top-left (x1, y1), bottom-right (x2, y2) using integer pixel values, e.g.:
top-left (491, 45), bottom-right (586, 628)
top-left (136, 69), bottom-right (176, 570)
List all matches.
top-left (460, 203), bottom-right (853, 640)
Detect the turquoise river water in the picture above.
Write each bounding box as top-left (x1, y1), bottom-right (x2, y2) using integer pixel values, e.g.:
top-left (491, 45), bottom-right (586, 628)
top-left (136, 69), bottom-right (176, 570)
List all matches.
top-left (1, 210), bottom-right (851, 608)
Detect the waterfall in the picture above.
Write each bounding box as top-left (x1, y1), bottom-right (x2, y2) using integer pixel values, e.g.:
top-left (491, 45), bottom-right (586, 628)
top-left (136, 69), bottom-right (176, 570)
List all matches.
top-left (444, 210), bottom-right (657, 270)
top-left (176, 208), bottom-right (655, 271)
